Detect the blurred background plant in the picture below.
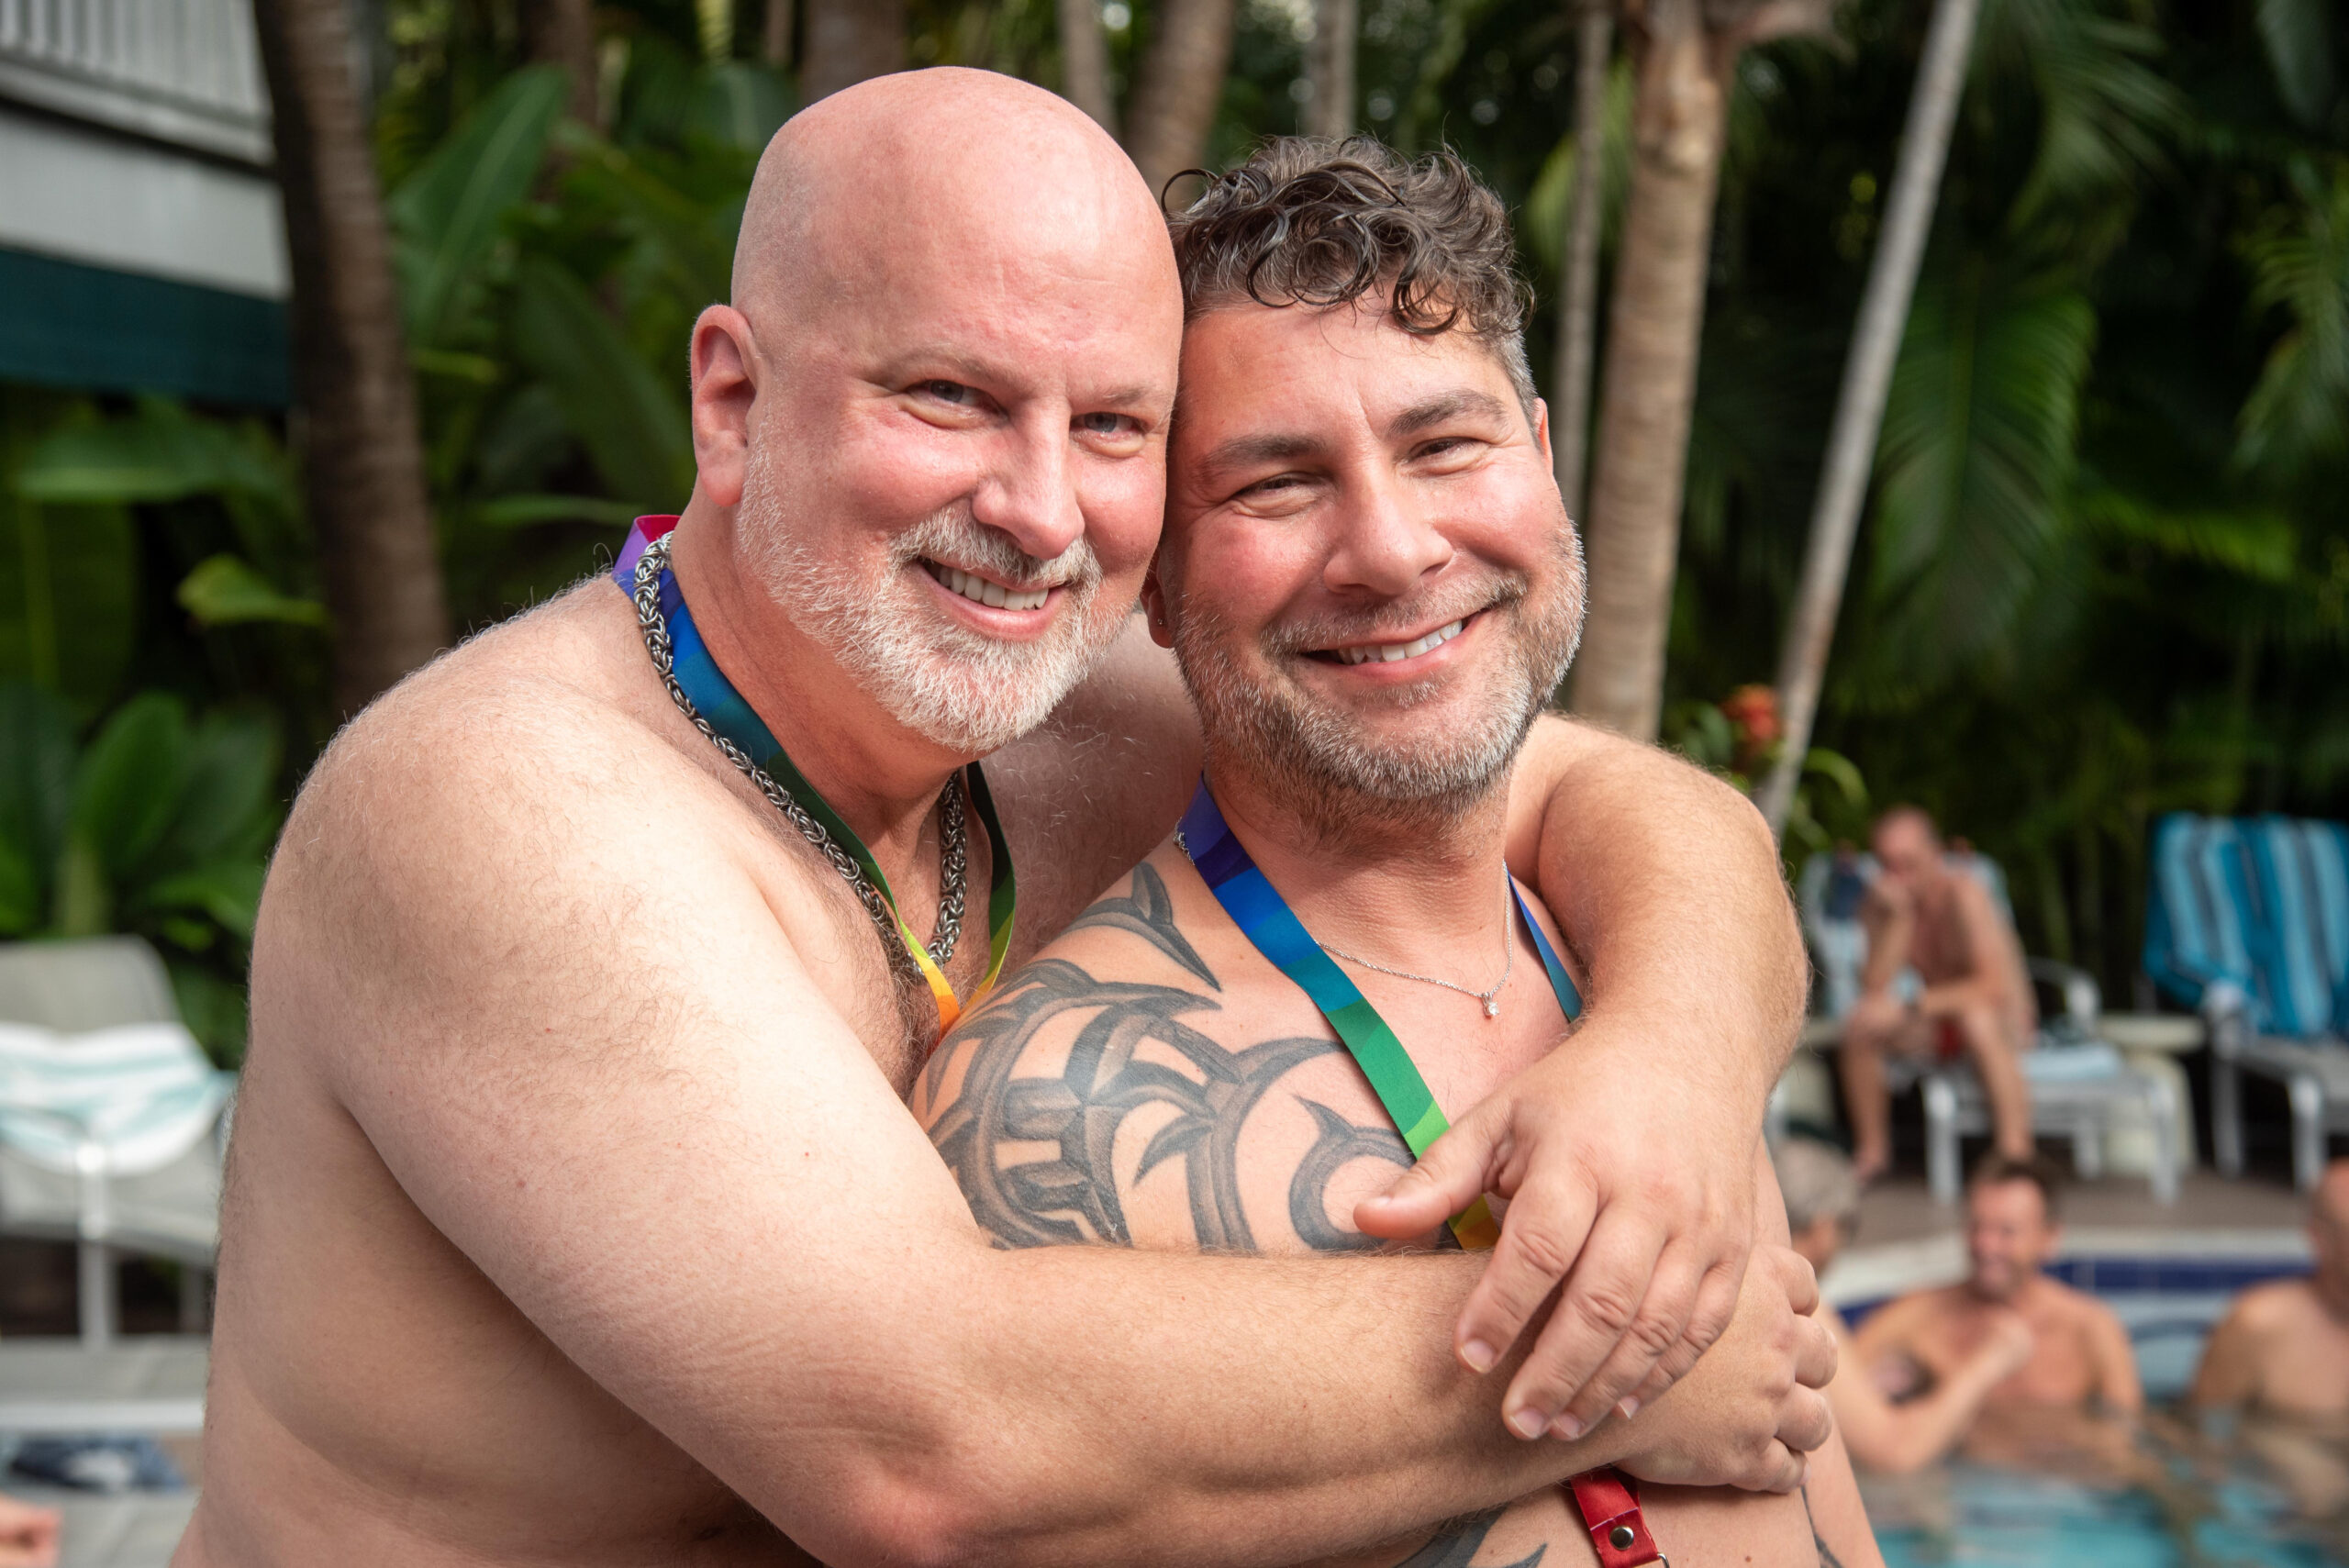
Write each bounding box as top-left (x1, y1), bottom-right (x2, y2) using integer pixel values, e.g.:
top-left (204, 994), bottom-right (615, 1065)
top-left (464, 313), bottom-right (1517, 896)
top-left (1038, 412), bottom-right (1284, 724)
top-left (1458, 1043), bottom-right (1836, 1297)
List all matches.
top-left (3, 0), bottom-right (2343, 1029)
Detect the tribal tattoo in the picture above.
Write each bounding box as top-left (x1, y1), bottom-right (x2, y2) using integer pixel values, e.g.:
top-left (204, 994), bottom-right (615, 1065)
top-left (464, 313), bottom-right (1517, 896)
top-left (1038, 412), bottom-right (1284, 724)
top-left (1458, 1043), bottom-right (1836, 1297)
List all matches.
top-left (923, 864), bottom-right (1400, 1254)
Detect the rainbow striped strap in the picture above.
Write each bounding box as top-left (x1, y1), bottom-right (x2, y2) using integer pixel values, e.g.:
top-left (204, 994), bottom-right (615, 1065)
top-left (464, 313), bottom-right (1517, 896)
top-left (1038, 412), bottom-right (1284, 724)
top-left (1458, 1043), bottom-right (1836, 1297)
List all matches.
top-left (617, 518), bottom-right (1016, 1032)
top-left (1176, 779), bottom-right (1580, 1250)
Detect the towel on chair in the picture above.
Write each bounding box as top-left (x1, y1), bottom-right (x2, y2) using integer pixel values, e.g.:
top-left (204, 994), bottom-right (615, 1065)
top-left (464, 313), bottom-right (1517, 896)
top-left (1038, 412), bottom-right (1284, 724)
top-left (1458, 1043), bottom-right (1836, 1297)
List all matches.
top-left (0, 1021), bottom-right (233, 1175)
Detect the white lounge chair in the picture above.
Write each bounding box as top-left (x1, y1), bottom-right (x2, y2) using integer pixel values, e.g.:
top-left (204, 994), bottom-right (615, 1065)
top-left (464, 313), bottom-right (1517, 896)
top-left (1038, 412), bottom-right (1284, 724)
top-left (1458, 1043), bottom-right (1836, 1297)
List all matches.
top-left (1797, 852), bottom-right (2180, 1204)
top-left (0, 938), bottom-right (228, 1345)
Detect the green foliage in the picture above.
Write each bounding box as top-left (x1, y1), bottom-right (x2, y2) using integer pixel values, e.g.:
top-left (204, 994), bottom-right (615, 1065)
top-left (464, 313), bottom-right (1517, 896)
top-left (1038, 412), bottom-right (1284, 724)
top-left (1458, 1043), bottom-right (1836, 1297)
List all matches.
top-left (0, 683), bottom-right (277, 1063)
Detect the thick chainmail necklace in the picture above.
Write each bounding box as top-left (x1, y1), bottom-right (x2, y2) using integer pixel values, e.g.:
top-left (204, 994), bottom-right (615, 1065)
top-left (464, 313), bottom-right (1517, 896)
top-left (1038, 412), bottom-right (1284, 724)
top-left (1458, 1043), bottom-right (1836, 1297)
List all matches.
top-left (632, 532), bottom-right (965, 975)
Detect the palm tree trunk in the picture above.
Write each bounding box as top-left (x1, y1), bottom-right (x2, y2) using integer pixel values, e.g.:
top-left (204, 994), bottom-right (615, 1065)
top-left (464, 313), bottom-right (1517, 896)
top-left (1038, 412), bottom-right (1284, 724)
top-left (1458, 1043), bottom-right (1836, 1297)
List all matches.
top-left (1124, 0), bottom-right (1238, 195)
top-left (1305, 0), bottom-right (1356, 138)
top-left (803, 0), bottom-right (905, 102)
top-left (763, 0), bottom-right (795, 67)
top-left (1549, 0), bottom-right (1611, 517)
top-left (1754, 0), bottom-right (1982, 835)
top-left (519, 0), bottom-right (598, 123)
top-left (1567, 0), bottom-right (1726, 740)
top-left (1059, 0), bottom-right (1116, 132)
top-left (251, 0), bottom-right (448, 718)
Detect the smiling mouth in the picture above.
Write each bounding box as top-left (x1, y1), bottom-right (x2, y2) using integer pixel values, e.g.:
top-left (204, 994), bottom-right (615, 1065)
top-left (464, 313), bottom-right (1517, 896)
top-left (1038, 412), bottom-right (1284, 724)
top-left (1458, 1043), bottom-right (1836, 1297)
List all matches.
top-left (1313, 617), bottom-right (1468, 666)
top-left (923, 561), bottom-right (1051, 613)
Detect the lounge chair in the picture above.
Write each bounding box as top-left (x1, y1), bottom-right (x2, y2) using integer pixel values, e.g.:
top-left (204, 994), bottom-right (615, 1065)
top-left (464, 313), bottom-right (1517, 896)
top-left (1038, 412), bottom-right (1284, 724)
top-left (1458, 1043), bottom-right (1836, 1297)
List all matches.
top-left (1798, 851), bottom-right (2180, 1203)
top-left (2144, 813), bottom-right (2349, 1189)
top-left (0, 938), bottom-right (229, 1345)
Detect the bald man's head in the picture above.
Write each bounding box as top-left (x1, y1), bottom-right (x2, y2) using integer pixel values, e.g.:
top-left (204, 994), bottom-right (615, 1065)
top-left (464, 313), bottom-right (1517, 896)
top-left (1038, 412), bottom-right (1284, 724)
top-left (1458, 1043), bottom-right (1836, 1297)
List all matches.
top-left (732, 68), bottom-right (1166, 323)
top-left (675, 68), bottom-right (1183, 759)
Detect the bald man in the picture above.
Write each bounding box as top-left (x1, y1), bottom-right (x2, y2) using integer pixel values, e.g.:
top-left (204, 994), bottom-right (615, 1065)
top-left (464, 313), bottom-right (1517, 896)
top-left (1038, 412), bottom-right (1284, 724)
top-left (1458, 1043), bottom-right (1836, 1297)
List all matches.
top-left (179, 73), bottom-right (1827, 1564)
top-left (2191, 1162), bottom-right (2349, 1422)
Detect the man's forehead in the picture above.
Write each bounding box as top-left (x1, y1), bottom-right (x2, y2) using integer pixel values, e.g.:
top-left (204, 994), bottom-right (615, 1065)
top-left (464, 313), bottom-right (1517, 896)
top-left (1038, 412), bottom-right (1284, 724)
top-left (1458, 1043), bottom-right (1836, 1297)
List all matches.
top-left (1176, 305), bottom-right (1515, 451)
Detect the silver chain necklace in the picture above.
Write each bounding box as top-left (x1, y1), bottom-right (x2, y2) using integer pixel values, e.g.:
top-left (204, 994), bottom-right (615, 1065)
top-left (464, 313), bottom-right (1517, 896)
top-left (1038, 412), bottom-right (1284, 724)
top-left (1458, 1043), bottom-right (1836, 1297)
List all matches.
top-left (1319, 869), bottom-right (1517, 1018)
top-left (632, 533), bottom-right (966, 976)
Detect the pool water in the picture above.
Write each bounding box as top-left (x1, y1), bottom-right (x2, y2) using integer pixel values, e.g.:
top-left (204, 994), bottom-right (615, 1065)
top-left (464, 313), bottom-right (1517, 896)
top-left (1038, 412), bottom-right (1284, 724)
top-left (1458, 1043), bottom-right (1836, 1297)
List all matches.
top-left (1847, 1250), bottom-right (2349, 1566)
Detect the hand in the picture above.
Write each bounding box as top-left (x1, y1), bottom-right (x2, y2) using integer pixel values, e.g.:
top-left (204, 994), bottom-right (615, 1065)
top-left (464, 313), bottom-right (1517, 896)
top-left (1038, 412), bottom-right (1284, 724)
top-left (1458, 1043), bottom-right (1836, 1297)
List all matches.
top-left (1609, 1244), bottom-right (1836, 1493)
top-left (0, 1494), bottom-right (60, 1568)
top-left (1354, 1014), bottom-right (1763, 1440)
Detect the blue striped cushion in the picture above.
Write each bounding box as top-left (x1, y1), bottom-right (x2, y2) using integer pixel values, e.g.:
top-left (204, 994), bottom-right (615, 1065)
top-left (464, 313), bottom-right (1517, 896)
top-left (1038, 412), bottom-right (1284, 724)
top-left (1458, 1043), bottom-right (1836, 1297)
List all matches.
top-left (2144, 813), bottom-right (2349, 1036)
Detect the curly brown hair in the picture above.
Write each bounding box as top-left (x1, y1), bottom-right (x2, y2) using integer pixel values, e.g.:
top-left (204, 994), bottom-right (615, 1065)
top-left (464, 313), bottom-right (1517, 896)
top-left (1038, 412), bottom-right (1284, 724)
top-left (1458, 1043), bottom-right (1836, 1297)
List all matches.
top-left (1164, 136), bottom-right (1538, 417)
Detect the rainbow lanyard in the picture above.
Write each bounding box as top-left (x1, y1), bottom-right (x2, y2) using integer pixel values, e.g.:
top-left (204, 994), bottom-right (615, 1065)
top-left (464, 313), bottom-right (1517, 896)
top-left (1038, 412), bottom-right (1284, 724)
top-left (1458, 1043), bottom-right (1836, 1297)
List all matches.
top-left (617, 519), bottom-right (1016, 1033)
top-left (1176, 779), bottom-right (1580, 1249)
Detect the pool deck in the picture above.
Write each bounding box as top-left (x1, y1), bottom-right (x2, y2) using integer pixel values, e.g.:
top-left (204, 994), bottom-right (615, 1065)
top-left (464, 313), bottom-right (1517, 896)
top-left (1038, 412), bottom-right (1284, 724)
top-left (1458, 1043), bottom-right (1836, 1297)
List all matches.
top-left (1826, 1169), bottom-right (2315, 1307)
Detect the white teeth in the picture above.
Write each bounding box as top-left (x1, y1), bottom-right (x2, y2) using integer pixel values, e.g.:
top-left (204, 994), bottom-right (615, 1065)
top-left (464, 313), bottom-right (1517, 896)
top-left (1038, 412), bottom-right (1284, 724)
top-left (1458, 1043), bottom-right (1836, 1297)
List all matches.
top-left (931, 563), bottom-right (1048, 612)
top-left (1333, 619), bottom-right (1465, 666)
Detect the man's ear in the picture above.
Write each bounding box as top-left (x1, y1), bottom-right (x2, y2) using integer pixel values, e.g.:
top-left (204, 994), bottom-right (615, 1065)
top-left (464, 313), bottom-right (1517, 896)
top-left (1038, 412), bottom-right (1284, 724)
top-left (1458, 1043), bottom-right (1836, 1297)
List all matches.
top-left (1140, 565), bottom-right (1176, 650)
top-left (1531, 395), bottom-right (1553, 466)
top-left (689, 305), bottom-right (760, 508)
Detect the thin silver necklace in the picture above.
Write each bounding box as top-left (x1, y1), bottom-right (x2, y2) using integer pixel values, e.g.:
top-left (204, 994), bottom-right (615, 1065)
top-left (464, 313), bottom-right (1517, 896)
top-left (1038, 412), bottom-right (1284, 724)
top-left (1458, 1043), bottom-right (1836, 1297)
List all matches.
top-left (631, 533), bottom-right (966, 975)
top-left (1319, 869), bottom-right (1516, 1018)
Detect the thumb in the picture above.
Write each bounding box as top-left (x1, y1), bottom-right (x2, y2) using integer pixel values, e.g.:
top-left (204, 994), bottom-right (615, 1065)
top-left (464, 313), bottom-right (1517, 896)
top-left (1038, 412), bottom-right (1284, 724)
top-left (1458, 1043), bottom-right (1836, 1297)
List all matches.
top-left (1356, 1100), bottom-right (1502, 1239)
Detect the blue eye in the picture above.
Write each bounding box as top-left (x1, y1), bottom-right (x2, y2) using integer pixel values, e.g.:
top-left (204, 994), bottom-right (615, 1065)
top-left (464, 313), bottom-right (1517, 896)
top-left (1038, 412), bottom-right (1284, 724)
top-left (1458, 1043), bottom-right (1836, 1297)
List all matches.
top-left (921, 380), bottom-right (974, 404)
top-left (1077, 412), bottom-right (1141, 438)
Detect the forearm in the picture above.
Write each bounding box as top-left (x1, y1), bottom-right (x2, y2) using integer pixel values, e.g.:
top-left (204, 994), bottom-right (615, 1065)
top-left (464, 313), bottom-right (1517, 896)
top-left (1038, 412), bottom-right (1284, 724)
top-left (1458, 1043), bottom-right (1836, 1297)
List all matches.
top-left (1842, 1350), bottom-right (2005, 1474)
top-left (797, 1244), bottom-right (1648, 1568)
top-left (1511, 719), bottom-right (1804, 1097)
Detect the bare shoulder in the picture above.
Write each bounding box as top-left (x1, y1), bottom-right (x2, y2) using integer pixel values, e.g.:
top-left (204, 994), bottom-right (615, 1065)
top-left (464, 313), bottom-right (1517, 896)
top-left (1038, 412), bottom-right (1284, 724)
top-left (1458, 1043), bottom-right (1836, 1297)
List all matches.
top-left (2222, 1277), bottom-right (2317, 1333)
top-left (982, 617), bottom-right (1204, 953)
top-left (2048, 1278), bottom-right (2129, 1338)
top-left (258, 579), bottom-right (854, 1083)
top-left (1857, 1285), bottom-right (1959, 1346)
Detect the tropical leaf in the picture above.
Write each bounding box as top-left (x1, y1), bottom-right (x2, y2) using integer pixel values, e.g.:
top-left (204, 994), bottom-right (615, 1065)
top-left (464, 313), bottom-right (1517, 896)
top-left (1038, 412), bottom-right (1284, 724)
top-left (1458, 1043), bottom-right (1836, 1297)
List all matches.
top-left (178, 555), bottom-right (331, 629)
top-left (511, 256), bottom-right (695, 511)
top-left (1521, 59), bottom-right (1633, 276)
top-left (388, 64), bottom-right (570, 347)
top-left (72, 693), bottom-right (192, 883)
top-left (0, 682), bottom-right (72, 925)
top-left (2235, 163), bottom-right (2349, 480)
top-left (1869, 266), bottom-right (2097, 684)
top-left (14, 397), bottom-right (291, 511)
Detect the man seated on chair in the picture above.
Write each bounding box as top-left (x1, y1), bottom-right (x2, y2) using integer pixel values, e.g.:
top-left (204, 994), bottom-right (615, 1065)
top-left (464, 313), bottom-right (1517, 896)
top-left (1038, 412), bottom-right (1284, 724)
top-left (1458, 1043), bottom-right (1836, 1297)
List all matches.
top-left (1776, 1139), bottom-right (2034, 1474)
top-left (1840, 806), bottom-right (2037, 1184)
top-left (916, 139), bottom-right (1880, 1568)
top-left (2191, 1159), bottom-right (2349, 1424)
top-left (1855, 1155), bottom-right (2139, 1461)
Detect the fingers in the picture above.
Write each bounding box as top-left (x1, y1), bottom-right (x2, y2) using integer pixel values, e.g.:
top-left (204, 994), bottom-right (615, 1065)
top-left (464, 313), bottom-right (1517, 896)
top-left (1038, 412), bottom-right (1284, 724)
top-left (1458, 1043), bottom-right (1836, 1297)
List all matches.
top-left (1747, 1440), bottom-right (1811, 1495)
top-left (1553, 1237), bottom-right (1710, 1434)
top-left (1776, 1382), bottom-right (1834, 1460)
top-left (1354, 1101), bottom-right (1504, 1240)
top-left (1492, 1205), bottom-right (1657, 1439)
top-left (1792, 1307), bottom-right (1838, 1394)
top-left (1622, 1253), bottom-right (1743, 1408)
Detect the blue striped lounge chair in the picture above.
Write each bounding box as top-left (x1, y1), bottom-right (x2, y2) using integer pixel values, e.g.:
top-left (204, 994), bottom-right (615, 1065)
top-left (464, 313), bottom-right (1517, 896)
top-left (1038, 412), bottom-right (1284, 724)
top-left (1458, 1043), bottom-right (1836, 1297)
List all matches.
top-left (2144, 813), bottom-right (2349, 1189)
top-left (1800, 851), bottom-right (2180, 1203)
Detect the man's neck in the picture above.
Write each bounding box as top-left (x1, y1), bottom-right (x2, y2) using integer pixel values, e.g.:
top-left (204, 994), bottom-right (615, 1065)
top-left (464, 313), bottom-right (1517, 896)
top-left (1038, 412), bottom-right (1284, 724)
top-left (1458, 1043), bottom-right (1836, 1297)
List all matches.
top-left (1201, 757), bottom-right (1517, 968)
top-left (668, 501), bottom-right (964, 874)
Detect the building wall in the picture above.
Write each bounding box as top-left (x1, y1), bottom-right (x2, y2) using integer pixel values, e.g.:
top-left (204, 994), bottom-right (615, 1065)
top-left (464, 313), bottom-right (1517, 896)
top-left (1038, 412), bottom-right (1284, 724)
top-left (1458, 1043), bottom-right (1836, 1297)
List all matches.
top-left (0, 0), bottom-right (288, 405)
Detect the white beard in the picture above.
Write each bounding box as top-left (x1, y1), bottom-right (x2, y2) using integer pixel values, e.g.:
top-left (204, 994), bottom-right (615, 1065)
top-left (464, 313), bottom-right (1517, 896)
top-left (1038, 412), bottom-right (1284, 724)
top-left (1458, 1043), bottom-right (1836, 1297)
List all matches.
top-left (741, 449), bottom-right (1127, 755)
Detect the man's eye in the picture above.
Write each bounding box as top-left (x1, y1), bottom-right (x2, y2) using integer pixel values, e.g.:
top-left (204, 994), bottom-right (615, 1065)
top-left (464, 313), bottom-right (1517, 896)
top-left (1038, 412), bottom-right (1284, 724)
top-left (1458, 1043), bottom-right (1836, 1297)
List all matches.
top-left (1075, 411), bottom-right (1141, 439)
top-left (918, 380), bottom-right (975, 406)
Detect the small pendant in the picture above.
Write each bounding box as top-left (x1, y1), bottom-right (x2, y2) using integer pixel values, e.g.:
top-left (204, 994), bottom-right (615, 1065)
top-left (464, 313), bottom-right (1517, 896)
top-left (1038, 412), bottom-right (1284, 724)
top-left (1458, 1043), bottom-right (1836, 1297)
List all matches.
top-left (1484, 996), bottom-right (1500, 1018)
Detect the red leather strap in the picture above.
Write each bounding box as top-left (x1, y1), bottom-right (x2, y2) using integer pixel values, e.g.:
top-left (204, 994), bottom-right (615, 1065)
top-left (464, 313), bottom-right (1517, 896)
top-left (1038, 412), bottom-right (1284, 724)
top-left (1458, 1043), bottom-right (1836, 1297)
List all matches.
top-left (1568, 1467), bottom-right (1664, 1567)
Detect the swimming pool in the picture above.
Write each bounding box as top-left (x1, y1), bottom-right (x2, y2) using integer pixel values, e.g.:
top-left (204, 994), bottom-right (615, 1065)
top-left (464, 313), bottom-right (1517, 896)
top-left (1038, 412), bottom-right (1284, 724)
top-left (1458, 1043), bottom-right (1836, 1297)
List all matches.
top-left (1833, 1229), bottom-right (2348, 1566)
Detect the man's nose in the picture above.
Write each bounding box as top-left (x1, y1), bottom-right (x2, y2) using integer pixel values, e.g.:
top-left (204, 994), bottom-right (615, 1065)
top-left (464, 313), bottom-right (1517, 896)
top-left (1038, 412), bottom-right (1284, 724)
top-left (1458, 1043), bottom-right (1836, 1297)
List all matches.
top-left (970, 418), bottom-right (1083, 565)
top-left (1324, 470), bottom-right (1452, 597)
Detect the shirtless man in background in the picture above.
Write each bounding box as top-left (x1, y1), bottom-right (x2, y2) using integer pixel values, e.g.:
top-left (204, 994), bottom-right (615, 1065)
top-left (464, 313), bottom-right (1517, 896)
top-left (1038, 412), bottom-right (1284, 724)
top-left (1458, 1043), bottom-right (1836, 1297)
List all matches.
top-left (179, 73), bottom-right (1833, 1565)
top-left (1775, 1139), bottom-right (2033, 1474)
top-left (1856, 1156), bottom-right (2139, 1465)
top-left (918, 138), bottom-right (1876, 1567)
top-left (1840, 806), bottom-right (2037, 1183)
top-left (2192, 1160), bottom-right (2349, 1421)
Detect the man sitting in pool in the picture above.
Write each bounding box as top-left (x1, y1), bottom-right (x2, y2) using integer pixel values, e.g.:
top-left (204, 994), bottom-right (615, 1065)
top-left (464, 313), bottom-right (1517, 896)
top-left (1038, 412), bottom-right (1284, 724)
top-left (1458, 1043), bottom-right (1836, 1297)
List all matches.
top-left (916, 138), bottom-right (1880, 1567)
top-left (2190, 1159), bottom-right (2349, 1423)
top-left (1855, 1155), bottom-right (2139, 1439)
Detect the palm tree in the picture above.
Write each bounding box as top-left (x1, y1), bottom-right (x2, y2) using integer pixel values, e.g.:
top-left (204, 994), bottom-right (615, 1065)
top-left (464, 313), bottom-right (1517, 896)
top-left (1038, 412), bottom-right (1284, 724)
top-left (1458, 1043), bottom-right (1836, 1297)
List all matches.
top-left (519, 0), bottom-right (599, 124)
top-left (1306, 0), bottom-right (1357, 139)
top-left (1059, 0), bottom-right (1117, 131)
top-left (1548, 0), bottom-right (1613, 518)
top-left (250, 0), bottom-right (449, 717)
top-left (1754, 0), bottom-right (1983, 836)
top-left (1125, 0), bottom-right (1240, 195)
top-left (1568, 0), bottom-right (1829, 740)
top-left (803, 0), bottom-right (905, 102)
